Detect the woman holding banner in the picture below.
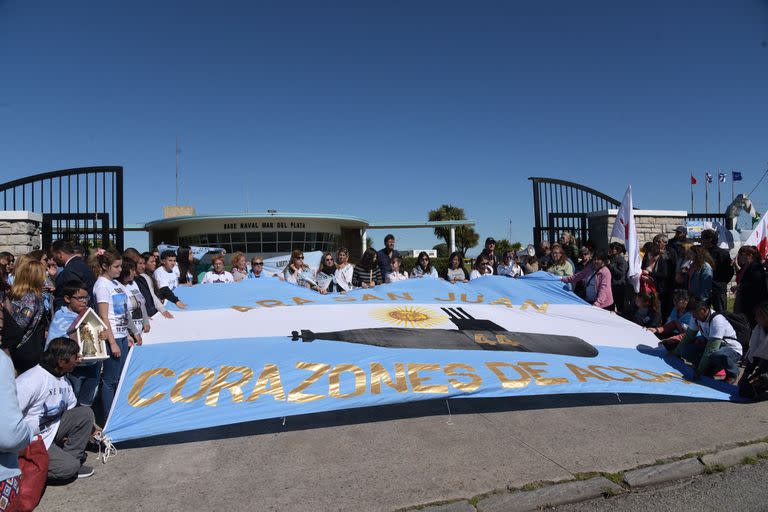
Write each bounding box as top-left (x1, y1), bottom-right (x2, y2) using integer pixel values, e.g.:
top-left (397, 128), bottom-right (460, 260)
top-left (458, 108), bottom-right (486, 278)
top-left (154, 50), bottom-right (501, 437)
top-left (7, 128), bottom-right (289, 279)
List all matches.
top-left (334, 248), bottom-right (354, 292)
top-left (352, 248), bottom-right (382, 288)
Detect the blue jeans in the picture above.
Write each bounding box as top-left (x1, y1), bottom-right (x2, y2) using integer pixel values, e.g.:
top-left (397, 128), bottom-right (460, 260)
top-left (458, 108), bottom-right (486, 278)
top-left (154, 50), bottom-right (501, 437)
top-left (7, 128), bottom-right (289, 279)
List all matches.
top-left (101, 337), bottom-right (129, 418)
top-left (679, 341), bottom-right (740, 378)
top-left (66, 361), bottom-right (103, 407)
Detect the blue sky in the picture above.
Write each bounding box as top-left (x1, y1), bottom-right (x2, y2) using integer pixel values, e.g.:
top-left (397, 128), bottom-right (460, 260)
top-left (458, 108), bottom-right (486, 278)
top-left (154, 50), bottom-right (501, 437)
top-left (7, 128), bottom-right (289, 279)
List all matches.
top-left (1, 1), bottom-right (766, 253)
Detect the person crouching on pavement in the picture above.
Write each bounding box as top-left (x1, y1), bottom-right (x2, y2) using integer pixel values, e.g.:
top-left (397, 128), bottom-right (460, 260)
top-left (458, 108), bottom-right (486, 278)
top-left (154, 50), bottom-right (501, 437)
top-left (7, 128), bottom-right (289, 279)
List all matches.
top-left (672, 299), bottom-right (742, 384)
top-left (739, 302), bottom-right (768, 399)
top-left (16, 337), bottom-right (98, 480)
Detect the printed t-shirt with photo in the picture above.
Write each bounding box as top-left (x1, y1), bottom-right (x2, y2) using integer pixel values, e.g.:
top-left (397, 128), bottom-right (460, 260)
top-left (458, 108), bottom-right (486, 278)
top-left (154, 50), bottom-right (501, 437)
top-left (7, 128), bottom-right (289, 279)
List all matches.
top-left (16, 365), bottom-right (76, 449)
top-left (93, 276), bottom-right (129, 338)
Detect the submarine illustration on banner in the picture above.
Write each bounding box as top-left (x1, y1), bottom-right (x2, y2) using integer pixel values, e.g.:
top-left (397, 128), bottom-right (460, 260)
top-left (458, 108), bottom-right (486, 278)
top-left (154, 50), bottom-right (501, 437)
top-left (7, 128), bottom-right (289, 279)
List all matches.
top-left (290, 307), bottom-right (598, 358)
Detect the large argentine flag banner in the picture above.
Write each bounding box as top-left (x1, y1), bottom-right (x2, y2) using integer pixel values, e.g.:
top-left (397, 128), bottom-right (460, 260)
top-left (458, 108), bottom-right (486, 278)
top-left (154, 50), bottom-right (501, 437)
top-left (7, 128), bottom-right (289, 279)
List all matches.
top-left (104, 273), bottom-right (734, 443)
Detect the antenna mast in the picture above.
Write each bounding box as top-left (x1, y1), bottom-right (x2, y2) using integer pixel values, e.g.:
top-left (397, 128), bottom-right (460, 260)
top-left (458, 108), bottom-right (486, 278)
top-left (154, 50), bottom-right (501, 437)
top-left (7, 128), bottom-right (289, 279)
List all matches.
top-left (175, 137), bottom-right (180, 206)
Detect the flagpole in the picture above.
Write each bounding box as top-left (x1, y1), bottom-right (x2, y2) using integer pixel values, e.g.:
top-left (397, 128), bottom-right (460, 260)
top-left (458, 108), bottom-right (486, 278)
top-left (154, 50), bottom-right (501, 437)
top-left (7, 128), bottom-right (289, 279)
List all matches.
top-left (705, 174), bottom-right (709, 214)
top-left (717, 170), bottom-right (721, 212)
top-left (732, 175), bottom-right (734, 201)
top-left (690, 173), bottom-right (694, 212)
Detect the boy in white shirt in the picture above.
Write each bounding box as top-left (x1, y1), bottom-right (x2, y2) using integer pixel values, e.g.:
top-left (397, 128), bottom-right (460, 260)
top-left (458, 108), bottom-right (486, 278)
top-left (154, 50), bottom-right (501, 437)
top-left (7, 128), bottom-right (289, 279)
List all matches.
top-left (16, 337), bottom-right (96, 480)
top-left (152, 250), bottom-right (186, 309)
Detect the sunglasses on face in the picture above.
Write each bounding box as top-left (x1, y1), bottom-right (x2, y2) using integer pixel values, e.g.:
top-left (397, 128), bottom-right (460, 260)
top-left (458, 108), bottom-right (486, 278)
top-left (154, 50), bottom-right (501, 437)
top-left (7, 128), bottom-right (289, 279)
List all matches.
top-left (252, 262), bottom-right (263, 266)
top-left (71, 294), bottom-right (90, 302)
top-left (297, 256), bottom-right (304, 260)
top-left (324, 258), bottom-right (334, 262)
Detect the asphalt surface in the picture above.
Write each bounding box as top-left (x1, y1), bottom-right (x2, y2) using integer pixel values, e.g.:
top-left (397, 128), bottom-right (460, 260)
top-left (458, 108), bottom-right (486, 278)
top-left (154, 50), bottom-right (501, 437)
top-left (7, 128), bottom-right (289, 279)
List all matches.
top-left (555, 458), bottom-right (768, 511)
top-left (39, 393), bottom-right (768, 512)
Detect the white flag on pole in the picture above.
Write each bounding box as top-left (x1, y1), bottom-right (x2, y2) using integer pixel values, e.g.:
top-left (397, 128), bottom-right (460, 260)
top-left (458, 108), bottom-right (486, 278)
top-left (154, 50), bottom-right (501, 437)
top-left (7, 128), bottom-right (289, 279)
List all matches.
top-left (745, 210), bottom-right (768, 260)
top-left (611, 185), bottom-right (642, 293)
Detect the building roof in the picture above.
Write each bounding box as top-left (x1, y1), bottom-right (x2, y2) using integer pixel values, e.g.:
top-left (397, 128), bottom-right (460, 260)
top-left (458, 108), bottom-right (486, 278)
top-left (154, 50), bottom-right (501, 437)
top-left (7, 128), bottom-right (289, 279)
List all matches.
top-left (143, 212), bottom-right (370, 230)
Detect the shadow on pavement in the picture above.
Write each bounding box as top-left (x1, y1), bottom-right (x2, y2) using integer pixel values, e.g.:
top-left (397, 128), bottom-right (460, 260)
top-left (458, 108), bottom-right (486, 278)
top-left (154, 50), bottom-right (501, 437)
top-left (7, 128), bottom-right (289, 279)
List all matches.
top-left (117, 392), bottom-right (725, 449)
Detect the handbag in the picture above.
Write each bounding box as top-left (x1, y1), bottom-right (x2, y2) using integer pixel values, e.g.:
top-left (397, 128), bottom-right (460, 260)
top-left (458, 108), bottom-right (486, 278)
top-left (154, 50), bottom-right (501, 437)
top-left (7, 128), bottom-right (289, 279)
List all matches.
top-left (16, 435), bottom-right (48, 512)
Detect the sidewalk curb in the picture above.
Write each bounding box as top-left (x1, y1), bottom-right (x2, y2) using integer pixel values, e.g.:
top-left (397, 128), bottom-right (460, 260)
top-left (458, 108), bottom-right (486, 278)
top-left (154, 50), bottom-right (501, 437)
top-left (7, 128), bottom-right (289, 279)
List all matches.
top-left (622, 458), bottom-right (704, 488)
top-left (700, 442), bottom-right (768, 468)
top-left (401, 440), bottom-right (768, 512)
top-left (474, 477), bottom-right (623, 512)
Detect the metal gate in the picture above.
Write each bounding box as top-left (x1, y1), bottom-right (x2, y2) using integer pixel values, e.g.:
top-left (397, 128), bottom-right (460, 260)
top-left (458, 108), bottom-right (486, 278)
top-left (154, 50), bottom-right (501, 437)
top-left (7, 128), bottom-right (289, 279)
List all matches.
top-left (0, 166), bottom-right (124, 250)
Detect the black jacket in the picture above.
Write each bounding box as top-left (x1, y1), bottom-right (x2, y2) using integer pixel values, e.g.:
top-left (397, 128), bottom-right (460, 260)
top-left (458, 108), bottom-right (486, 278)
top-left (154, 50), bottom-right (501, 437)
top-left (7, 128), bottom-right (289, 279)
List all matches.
top-left (708, 246), bottom-right (734, 284)
top-left (53, 255), bottom-right (96, 310)
top-left (734, 262), bottom-right (768, 325)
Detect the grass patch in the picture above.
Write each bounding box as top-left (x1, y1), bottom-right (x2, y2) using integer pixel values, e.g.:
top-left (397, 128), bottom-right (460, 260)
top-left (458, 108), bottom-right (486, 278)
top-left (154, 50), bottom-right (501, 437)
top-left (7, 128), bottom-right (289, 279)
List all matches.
top-left (704, 464), bottom-right (727, 474)
top-left (743, 456), bottom-right (759, 465)
top-left (603, 471), bottom-right (626, 486)
top-left (602, 487), bottom-right (623, 498)
top-left (757, 451), bottom-right (768, 460)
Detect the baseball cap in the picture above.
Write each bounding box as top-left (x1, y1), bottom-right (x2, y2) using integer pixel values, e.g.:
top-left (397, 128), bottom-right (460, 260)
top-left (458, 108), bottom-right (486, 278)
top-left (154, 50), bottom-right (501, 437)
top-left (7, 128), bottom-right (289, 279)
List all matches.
top-left (485, 237), bottom-right (496, 245)
top-left (675, 226), bottom-right (687, 234)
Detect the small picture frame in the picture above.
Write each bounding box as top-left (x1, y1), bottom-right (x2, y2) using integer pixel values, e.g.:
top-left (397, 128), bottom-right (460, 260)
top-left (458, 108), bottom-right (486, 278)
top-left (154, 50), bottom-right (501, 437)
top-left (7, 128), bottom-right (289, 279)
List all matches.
top-left (73, 308), bottom-right (109, 362)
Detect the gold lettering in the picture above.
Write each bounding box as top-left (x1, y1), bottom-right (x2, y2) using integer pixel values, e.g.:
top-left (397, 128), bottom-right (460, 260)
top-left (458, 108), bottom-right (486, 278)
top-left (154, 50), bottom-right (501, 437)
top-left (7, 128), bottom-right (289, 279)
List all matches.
top-left (292, 297), bottom-right (315, 306)
top-left (333, 296), bottom-right (357, 302)
top-left (495, 334), bottom-right (521, 347)
top-left (566, 363), bottom-right (609, 382)
top-left (434, 293), bottom-right (456, 302)
top-left (256, 299), bottom-right (286, 308)
top-left (444, 363), bottom-right (482, 391)
top-left (408, 363), bottom-right (449, 394)
top-left (474, 333), bottom-right (496, 346)
top-left (127, 368), bottom-right (174, 407)
top-left (609, 366), bottom-right (663, 382)
top-left (328, 364), bottom-right (367, 398)
top-left (489, 297), bottom-right (515, 308)
top-left (287, 362), bottom-right (331, 402)
top-left (170, 367), bottom-right (216, 403)
top-left (460, 294), bottom-right (484, 303)
top-left (231, 306), bottom-right (255, 312)
top-left (246, 364), bottom-right (286, 401)
top-left (361, 294), bottom-right (384, 301)
top-left (386, 292), bottom-right (413, 301)
top-left (518, 362), bottom-right (568, 385)
top-left (205, 366), bottom-right (254, 407)
top-left (370, 362), bottom-right (408, 393)
top-left (521, 300), bottom-right (549, 314)
top-left (484, 362), bottom-right (530, 389)
top-left (587, 365), bottom-right (632, 382)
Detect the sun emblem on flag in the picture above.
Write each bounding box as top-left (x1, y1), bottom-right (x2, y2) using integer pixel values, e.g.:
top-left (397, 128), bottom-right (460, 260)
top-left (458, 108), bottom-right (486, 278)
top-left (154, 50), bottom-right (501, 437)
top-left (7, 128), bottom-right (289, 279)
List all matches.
top-left (370, 306), bottom-right (445, 328)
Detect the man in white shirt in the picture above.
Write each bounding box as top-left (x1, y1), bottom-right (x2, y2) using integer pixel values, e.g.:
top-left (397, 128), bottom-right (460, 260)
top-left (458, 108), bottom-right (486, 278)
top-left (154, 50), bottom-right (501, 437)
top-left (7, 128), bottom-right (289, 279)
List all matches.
top-left (16, 338), bottom-right (96, 480)
top-left (674, 299), bottom-right (742, 383)
top-left (497, 251), bottom-right (523, 278)
top-left (202, 255), bottom-right (234, 284)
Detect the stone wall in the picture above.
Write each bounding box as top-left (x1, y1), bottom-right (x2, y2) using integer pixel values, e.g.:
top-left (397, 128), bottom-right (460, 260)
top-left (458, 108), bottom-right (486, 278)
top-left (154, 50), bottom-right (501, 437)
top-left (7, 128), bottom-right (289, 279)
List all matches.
top-left (0, 211), bottom-right (43, 256)
top-left (588, 209), bottom-right (688, 250)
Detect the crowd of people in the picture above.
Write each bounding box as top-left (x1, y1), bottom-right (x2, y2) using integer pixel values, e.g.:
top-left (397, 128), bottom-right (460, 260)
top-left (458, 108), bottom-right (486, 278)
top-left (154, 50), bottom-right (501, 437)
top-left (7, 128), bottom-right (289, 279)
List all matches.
top-left (2, 227), bottom-right (768, 508)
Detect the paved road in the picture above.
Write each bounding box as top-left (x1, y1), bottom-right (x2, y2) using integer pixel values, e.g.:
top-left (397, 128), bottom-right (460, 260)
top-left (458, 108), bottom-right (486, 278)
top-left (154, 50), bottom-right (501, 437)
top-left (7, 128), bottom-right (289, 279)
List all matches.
top-left (41, 394), bottom-right (768, 512)
top-left (556, 459), bottom-right (768, 511)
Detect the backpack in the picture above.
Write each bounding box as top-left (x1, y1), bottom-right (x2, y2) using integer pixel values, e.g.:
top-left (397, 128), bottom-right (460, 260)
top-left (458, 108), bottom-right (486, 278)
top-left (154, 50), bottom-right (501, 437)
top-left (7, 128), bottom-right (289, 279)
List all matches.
top-left (715, 312), bottom-right (752, 351)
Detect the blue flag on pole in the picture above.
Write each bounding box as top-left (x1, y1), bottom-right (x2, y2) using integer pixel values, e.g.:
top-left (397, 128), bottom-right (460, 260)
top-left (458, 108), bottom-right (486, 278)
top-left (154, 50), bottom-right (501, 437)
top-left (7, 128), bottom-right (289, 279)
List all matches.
top-left (733, 171), bottom-right (743, 181)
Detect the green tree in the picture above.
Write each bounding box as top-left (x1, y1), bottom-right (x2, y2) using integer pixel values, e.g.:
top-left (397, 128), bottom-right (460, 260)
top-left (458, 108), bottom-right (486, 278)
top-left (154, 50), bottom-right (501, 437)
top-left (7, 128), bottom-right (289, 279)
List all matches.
top-left (366, 237), bottom-right (374, 250)
top-left (495, 239), bottom-right (522, 256)
top-left (433, 243), bottom-right (448, 257)
top-left (428, 204), bottom-right (479, 256)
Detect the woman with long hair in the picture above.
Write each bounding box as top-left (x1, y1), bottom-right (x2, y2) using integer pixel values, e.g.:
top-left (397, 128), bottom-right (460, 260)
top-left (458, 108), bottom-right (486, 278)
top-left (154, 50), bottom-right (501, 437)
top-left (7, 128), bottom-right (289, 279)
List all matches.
top-left (546, 243), bottom-right (574, 278)
top-left (91, 249), bottom-right (135, 416)
top-left (469, 255), bottom-right (493, 280)
top-left (176, 246), bottom-right (197, 285)
top-left (734, 245), bottom-right (768, 327)
top-left (443, 251), bottom-right (469, 283)
top-left (230, 251), bottom-right (248, 282)
top-left (283, 249), bottom-right (319, 290)
top-left (334, 248), bottom-right (354, 292)
top-left (634, 290), bottom-right (662, 328)
top-left (679, 245), bottom-right (713, 302)
top-left (352, 248), bottom-right (382, 288)
top-left (118, 259), bottom-right (150, 337)
top-left (385, 256), bottom-right (409, 283)
top-left (315, 252), bottom-right (337, 293)
top-left (0, 259), bottom-right (47, 373)
top-left (411, 251), bottom-right (439, 279)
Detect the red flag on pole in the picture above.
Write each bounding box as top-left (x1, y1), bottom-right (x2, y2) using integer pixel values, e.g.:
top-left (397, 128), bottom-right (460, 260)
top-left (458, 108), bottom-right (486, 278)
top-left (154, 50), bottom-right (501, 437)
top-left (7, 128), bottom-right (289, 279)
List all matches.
top-left (690, 174), bottom-right (697, 185)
